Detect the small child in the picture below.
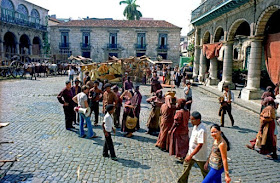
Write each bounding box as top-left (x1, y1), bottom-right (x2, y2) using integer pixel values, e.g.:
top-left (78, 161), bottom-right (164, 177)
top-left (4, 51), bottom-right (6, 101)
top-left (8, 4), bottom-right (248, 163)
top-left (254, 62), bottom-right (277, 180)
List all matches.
top-left (102, 104), bottom-right (117, 160)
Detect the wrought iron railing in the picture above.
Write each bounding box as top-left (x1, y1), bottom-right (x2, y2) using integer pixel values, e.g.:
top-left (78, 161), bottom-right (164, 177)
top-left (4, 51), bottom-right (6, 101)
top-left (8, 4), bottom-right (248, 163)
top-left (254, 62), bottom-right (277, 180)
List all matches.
top-left (157, 44), bottom-right (168, 51)
top-left (80, 43), bottom-right (91, 50)
top-left (0, 8), bottom-right (47, 31)
top-left (134, 44), bottom-right (147, 50)
top-left (59, 43), bottom-right (70, 49)
top-left (191, 0), bottom-right (229, 21)
top-left (107, 44), bottom-right (120, 49)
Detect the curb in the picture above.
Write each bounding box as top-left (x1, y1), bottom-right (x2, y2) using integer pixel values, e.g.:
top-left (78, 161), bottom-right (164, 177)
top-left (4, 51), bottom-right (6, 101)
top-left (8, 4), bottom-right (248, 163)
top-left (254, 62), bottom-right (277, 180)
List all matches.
top-left (195, 85), bottom-right (260, 115)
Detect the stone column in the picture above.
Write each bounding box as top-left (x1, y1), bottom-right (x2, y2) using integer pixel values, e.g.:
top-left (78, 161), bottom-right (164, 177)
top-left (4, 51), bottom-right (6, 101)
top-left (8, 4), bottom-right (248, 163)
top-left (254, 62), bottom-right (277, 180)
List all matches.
top-left (16, 42), bottom-right (20, 55)
top-left (192, 45), bottom-right (201, 80)
top-left (207, 57), bottom-right (218, 85)
top-left (218, 41), bottom-right (235, 91)
top-left (29, 44), bottom-right (33, 55)
top-left (198, 46), bottom-right (207, 82)
top-left (0, 41), bottom-right (4, 61)
top-left (241, 37), bottom-right (263, 100)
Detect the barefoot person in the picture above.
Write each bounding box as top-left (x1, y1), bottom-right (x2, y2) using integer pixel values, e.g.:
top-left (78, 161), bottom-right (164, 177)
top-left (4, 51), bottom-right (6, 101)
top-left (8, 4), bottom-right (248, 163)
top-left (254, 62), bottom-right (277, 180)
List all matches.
top-left (203, 124), bottom-right (231, 183)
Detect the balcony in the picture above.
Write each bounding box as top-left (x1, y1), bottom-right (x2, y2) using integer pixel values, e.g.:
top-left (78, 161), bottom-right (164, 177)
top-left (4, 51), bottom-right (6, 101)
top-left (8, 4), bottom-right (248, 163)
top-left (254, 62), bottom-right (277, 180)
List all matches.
top-left (191, 0), bottom-right (249, 26)
top-left (157, 44), bottom-right (168, 52)
top-left (80, 43), bottom-right (91, 50)
top-left (106, 43), bottom-right (122, 50)
top-left (59, 43), bottom-right (70, 49)
top-left (135, 44), bottom-right (147, 51)
top-left (0, 9), bottom-right (47, 31)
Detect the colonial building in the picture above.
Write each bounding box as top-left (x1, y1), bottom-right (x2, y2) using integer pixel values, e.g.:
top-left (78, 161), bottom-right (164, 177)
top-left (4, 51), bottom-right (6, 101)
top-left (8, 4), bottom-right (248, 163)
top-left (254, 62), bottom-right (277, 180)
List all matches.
top-left (0, 0), bottom-right (48, 59)
top-left (191, 0), bottom-right (280, 100)
top-left (49, 20), bottom-right (181, 63)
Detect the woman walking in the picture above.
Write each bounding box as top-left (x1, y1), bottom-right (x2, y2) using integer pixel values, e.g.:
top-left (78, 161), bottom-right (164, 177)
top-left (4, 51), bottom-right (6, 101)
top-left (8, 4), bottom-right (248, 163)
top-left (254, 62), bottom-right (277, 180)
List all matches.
top-left (155, 95), bottom-right (176, 150)
top-left (203, 124), bottom-right (231, 183)
top-left (121, 90), bottom-right (136, 138)
top-left (146, 90), bottom-right (165, 134)
top-left (246, 96), bottom-right (278, 159)
top-left (168, 99), bottom-right (190, 160)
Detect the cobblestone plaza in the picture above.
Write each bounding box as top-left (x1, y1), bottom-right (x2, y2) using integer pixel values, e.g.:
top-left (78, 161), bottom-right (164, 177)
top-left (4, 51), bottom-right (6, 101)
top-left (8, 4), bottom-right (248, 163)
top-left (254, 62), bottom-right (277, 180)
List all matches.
top-left (0, 77), bottom-right (280, 183)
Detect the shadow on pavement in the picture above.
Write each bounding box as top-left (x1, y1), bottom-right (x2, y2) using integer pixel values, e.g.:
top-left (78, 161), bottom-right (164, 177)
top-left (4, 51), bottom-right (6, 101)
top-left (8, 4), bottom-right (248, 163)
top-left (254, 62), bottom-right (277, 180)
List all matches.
top-left (226, 126), bottom-right (257, 134)
top-left (0, 173), bottom-right (34, 182)
top-left (117, 157), bottom-right (151, 169)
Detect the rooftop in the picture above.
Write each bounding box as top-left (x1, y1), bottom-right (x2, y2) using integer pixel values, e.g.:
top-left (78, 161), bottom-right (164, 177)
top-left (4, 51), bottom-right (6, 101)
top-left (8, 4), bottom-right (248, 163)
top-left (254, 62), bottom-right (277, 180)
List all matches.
top-left (53, 20), bottom-right (181, 29)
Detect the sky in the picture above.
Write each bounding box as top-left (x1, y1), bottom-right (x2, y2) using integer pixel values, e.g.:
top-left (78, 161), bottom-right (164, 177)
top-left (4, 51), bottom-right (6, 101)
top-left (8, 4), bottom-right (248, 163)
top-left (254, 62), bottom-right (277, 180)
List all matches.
top-left (27, 0), bottom-right (200, 35)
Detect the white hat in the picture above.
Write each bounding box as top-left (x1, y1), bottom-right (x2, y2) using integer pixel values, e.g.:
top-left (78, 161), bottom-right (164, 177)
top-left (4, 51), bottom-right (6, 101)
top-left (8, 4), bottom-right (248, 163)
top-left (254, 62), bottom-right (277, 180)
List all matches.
top-left (125, 72), bottom-right (128, 75)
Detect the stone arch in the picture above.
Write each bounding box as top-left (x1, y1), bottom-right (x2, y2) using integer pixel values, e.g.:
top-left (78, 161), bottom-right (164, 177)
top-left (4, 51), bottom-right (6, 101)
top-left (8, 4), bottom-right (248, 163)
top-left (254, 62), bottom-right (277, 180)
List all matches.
top-left (202, 31), bottom-right (211, 44)
top-left (31, 9), bottom-right (40, 18)
top-left (255, 5), bottom-right (280, 36)
top-left (214, 26), bottom-right (225, 42)
top-left (32, 36), bottom-right (41, 55)
top-left (19, 34), bottom-right (30, 55)
top-left (17, 4), bottom-right (28, 15)
top-left (3, 31), bottom-right (17, 57)
top-left (228, 19), bottom-right (250, 41)
top-left (1, 0), bottom-right (14, 10)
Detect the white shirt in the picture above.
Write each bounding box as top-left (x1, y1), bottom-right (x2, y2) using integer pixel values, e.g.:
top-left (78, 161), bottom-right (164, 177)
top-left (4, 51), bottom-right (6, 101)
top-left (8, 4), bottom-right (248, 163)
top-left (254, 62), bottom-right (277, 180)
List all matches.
top-left (68, 69), bottom-right (75, 76)
top-left (103, 112), bottom-right (113, 132)
top-left (188, 123), bottom-right (207, 161)
top-left (77, 92), bottom-right (87, 108)
top-left (224, 91), bottom-right (234, 102)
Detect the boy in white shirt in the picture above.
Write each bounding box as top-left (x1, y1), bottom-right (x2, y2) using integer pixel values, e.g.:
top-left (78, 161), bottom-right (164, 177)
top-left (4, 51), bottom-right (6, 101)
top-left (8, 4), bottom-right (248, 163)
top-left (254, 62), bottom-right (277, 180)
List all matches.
top-left (102, 104), bottom-right (117, 160)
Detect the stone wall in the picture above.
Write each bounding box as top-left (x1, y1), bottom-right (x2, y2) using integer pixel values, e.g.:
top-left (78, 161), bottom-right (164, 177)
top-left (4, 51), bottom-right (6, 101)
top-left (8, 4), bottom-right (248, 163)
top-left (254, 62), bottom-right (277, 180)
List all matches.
top-left (50, 26), bottom-right (181, 64)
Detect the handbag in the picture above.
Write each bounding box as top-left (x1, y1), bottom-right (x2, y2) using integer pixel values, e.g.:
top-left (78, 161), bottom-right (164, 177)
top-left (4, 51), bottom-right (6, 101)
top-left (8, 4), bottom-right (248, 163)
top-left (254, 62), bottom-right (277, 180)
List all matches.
top-left (126, 109), bottom-right (137, 130)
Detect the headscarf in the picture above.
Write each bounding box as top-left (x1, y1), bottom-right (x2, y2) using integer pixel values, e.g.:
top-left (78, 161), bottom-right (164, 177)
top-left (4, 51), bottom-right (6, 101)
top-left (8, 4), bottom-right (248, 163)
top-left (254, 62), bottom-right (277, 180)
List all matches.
top-left (165, 95), bottom-right (172, 108)
top-left (177, 99), bottom-right (186, 110)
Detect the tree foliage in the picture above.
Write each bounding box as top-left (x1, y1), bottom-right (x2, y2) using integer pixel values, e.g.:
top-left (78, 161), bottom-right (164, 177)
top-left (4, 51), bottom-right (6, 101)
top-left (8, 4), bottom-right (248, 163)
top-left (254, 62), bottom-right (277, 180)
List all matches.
top-left (119, 0), bottom-right (142, 20)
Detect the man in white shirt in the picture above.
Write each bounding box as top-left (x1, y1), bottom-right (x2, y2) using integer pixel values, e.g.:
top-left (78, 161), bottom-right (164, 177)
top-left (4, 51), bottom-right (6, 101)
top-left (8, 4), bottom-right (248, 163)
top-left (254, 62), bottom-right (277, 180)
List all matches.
top-left (220, 85), bottom-right (235, 127)
top-left (102, 104), bottom-right (117, 161)
top-left (73, 85), bottom-right (97, 138)
top-left (68, 66), bottom-right (75, 84)
top-left (178, 111), bottom-right (208, 183)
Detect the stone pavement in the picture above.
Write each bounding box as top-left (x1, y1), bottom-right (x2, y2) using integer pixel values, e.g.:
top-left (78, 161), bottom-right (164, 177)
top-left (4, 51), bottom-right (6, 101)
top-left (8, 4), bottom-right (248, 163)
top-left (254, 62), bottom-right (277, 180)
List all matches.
top-left (0, 76), bottom-right (279, 183)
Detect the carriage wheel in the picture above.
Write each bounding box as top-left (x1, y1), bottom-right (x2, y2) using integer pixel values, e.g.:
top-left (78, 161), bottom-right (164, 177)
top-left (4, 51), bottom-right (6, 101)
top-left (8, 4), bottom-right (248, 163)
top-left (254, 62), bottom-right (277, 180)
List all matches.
top-left (10, 61), bottom-right (25, 78)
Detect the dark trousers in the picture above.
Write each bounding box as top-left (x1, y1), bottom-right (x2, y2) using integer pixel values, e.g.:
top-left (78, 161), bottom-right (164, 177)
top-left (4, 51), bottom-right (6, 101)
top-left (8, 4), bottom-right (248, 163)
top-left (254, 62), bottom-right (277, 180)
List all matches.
top-left (113, 106), bottom-right (121, 127)
top-left (221, 103), bottom-right (234, 126)
top-left (91, 102), bottom-right (99, 124)
top-left (63, 106), bottom-right (75, 129)
top-left (103, 132), bottom-right (116, 157)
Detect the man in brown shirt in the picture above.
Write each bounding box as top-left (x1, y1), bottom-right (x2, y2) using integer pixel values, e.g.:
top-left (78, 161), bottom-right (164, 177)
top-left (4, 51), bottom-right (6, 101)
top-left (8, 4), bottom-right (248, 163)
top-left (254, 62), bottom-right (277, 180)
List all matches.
top-left (89, 80), bottom-right (103, 125)
top-left (103, 83), bottom-right (118, 114)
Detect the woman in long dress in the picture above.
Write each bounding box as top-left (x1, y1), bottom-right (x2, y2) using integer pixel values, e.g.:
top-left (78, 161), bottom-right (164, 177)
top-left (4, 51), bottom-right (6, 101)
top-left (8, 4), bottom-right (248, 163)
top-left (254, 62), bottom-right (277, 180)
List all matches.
top-left (155, 95), bottom-right (176, 150)
top-left (146, 90), bottom-right (165, 134)
top-left (121, 90), bottom-right (141, 138)
top-left (246, 96), bottom-right (278, 159)
top-left (168, 99), bottom-right (190, 159)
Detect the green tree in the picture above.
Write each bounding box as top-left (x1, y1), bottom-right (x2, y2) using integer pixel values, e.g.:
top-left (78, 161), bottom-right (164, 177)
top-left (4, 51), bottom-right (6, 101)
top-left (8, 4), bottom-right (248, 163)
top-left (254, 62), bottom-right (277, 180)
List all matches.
top-left (119, 0), bottom-right (142, 20)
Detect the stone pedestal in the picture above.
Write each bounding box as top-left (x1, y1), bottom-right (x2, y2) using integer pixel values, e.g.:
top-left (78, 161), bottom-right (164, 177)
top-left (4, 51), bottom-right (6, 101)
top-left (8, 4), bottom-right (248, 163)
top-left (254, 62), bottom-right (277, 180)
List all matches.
top-left (218, 41), bottom-right (235, 91)
top-left (198, 47), bottom-right (207, 82)
top-left (16, 43), bottom-right (20, 54)
top-left (207, 57), bottom-right (218, 85)
top-left (241, 37), bottom-right (263, 100)
top-left (193, 46), bottom-right (201, 80)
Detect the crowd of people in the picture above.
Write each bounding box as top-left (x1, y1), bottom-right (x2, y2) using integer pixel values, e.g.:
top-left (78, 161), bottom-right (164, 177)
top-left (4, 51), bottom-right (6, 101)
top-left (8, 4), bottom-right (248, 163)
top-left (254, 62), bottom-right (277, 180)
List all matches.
top-left (57, 64), bottom-right (279, 183)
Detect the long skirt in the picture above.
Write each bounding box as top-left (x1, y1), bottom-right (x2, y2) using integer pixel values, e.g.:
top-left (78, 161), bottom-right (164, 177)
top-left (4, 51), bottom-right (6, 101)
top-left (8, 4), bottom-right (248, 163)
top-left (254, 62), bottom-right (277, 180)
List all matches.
top-left (146, 106), bottom-right (161, 132)
top-left (168, 132), bottom-right (189, 158)
top-left (121, 108), bottom-right (136, 133)
top-left (155, 121), bottom-right (173, 149)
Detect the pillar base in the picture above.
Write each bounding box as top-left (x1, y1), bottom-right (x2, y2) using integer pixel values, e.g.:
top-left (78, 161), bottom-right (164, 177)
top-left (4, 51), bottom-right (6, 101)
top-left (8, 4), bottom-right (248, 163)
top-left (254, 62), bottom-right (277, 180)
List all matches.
top-left (218, 81), bottom-right (235, 91)
top-left (241, 88), bottom-right (263, 100)
top-left (198, 75), bottom-right (204, 83)
top-left (275, 95), bottom-right (280, 118)
top-left (206, 78), bottom-right (219, 86)
top-left (192, 75), bottom-right (198, 82)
